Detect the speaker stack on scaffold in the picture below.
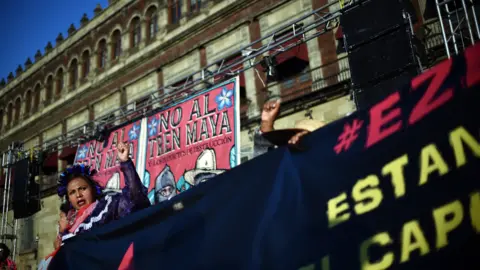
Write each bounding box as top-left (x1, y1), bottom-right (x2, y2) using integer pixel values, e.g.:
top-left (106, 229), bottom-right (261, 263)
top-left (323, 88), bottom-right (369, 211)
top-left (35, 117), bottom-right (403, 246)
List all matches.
top-left (341, 0), bottom-right (421, 110)
top-left (12, 158), bottom-right (40, 219)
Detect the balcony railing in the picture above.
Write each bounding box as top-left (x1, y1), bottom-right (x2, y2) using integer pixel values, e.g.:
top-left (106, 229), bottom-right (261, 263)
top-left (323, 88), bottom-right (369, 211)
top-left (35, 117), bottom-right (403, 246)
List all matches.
top-left (269, 55), bottom-right (351, 103)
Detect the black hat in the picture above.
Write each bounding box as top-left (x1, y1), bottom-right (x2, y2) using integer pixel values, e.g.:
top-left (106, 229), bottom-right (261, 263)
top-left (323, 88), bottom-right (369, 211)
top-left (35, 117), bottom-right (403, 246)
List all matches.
top-left (0, 243), bottom-right (10, 260)
top-left (262, 119), bottom-right (326, 146)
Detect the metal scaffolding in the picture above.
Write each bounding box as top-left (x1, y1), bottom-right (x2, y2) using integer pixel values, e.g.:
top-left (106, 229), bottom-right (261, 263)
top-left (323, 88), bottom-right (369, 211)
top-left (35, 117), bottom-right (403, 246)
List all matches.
top-left (6, 0), bottom-right (475, 159)
top-left (435, 0), bottom-right (480, 58)
top-left (0, 143), bottom-right (21, 262)
top-left (32, 0), bottom-right (364, 155)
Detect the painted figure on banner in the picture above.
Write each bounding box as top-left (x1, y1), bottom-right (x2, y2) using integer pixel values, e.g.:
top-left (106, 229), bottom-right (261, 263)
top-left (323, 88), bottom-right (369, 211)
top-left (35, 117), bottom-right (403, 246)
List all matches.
top-left (155, 165), bottom-right (177, 202)
top-left (147, 79), bottom-right (241, 204)
top-left (155, 148), bottom-right (227, 203)
top-left (183, 148), bottom-right (225, 186)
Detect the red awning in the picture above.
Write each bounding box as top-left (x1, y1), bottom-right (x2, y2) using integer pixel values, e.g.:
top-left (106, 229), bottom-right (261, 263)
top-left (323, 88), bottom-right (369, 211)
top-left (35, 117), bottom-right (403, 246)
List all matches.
top-left (59, 146), bottom-right (78, 160)
top-left (214, 56), bottom-right (246, 87)
top-left (335, 26), bottom-right (343, 40)
top-left (272, 35), bottom-right (309, 65)
top-left (0, 171), bottom-right (5, 186)
top-left (43, 152), bottom-right (58, 168)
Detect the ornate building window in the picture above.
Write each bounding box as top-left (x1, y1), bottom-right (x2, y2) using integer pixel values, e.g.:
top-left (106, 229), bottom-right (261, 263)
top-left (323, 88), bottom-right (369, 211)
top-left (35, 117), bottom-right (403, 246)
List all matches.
top-left (98, 39), bottom-right (108, 69)
top-left (131, 17), bottom-right (141, 48)
top-left (6, 103), bottom-right (12, 128)
top-left (82, 50), bottom-right (90, 78)
top-left (14, 97), bottom-right (21, 124)
top-left (56, 68), bottom-right (64, 96)
top-left (169, 0), bottom-right (182, 24)
top-left (146, 6), bottom-right (158, 40)
top-left (112, 30), bottom-right (122, 60)
top-left (6, 103), bottom-right (13, 128)
top-left (70, 59), bottom-right (78, 89)
top-left (189, 0), bottom-right (202, 13)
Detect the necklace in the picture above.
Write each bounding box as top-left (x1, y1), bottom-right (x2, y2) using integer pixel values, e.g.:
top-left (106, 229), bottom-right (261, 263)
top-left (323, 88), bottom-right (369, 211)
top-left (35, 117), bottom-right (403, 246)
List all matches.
top-left (68, 210), bottom-right (77, 226)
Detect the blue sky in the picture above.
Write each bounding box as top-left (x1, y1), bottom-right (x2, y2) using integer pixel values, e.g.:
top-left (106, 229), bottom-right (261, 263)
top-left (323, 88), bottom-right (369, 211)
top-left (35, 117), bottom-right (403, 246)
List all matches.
top-left (0, 0), bottom-right (109, 81)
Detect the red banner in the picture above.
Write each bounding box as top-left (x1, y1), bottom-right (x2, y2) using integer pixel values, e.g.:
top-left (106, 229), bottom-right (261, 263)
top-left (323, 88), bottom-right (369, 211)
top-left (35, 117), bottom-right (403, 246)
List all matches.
top-left (146, 79), bottom-right (240, 203)
top-left (73, 78), bottom-right (241, 204)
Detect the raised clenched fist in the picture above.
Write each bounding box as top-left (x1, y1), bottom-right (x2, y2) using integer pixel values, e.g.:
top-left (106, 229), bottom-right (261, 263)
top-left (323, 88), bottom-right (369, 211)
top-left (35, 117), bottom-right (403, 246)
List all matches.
top-left (260, 99), bottom-right (281, 132)
top-left (117, 142), bottom-right (130, 162)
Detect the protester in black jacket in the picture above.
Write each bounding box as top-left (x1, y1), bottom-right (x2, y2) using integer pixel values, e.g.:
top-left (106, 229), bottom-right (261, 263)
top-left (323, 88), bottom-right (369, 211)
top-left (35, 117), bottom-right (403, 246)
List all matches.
top-left (253, 99), bottom-right (325, 158)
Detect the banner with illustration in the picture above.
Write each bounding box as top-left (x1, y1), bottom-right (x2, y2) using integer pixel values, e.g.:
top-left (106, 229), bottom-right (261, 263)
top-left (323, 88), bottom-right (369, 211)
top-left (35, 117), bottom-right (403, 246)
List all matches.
top-left (73, 119), bottom-right (147, 192)
top-left (145, 79), bottom-right (241, 204)
top-left (72, 77), bottom-right (240, 204)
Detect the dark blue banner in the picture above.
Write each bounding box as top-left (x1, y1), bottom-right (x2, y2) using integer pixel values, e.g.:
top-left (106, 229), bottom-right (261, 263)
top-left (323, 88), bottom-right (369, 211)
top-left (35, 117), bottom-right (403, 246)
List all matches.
top-left (49, 44), bottom-right (480, 270)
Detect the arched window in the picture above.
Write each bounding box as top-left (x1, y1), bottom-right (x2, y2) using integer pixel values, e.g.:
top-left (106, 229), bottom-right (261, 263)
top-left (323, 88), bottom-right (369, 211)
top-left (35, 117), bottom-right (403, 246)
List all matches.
top-left (6, 103), bottom-right (13, 128)
top-left (70, 59), bottom-right (78, 89)
top-left (189, 0), bottom-right (202, 13)
top-left (25, 90), bottom-right (32, 115)
top-left (169, 0), bottom-right (182, 24)
top-left (46, 75), bottom-right (53, 103)
top-left (14, 97), bottom-right (21, 124)
top-left (82, 50), bottom-right (90, 78)
top-left (111, 30), bottom-right (122, 60)
top-left (98, 39), bottom-right (107, 69)
top-left (33, 84), bottom-right (41, 112)
top-left (146, 6), bottom-right (158, 40)
top-left (56, 68), bottom-right (64, 96)
top-left (130, 17), bottom-right (142, 48)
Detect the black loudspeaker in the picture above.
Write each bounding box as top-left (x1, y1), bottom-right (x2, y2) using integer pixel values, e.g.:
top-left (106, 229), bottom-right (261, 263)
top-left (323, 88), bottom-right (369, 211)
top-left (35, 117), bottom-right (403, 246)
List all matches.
top-left (341, 0), bottom-right (420, 110)
top-left (341, 0), bottom-right (406, 46)
top-left (353, 69), bottom-right (415, 111)
top-left (12, 159), bottom-right (40, 219)
top-left (347, 27), bottom-right (417, 87)
top-left (341, 0), bottom-right (417, 46)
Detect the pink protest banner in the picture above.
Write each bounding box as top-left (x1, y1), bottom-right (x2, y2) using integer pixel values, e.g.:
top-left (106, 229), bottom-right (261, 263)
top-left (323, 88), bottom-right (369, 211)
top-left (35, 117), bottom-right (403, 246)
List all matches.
top-left (146, 77), bottom-right (241, 204)
top-left (74, 119), bottom-right (145, 191)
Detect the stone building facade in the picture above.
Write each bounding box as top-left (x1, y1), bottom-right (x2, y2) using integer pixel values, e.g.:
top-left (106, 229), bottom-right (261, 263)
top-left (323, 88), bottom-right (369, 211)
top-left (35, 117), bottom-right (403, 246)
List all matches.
top-left (0, 0), bottom-right (434, 268)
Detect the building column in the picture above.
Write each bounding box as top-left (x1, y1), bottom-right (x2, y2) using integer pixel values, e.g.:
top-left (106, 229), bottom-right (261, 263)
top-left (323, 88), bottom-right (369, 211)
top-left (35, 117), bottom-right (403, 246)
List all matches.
top-left (248, 18), bottom-right (267, 115)
top-left (140, 18), bottom-right (148, 49)
top-left (120, 87), bottom-right (127, 108)
top-left (61, 72), bottom-right (69, 96)
top-left (76, 61), bottom-right (83, 88)
top-left (39, 85), bottom-right (48, 110)
top-left (88, 104), bottom-right (95, 122)
top-left (58, 120), bottom-right (68, 172)
top-left (91, 48), bottom-right (99, 73)
top-left (302, 0), bottom-right (322, 91)
top-left (313, 0), bottom-right (340, 89)
top-left (195, 47), bottom-right (209, 92)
